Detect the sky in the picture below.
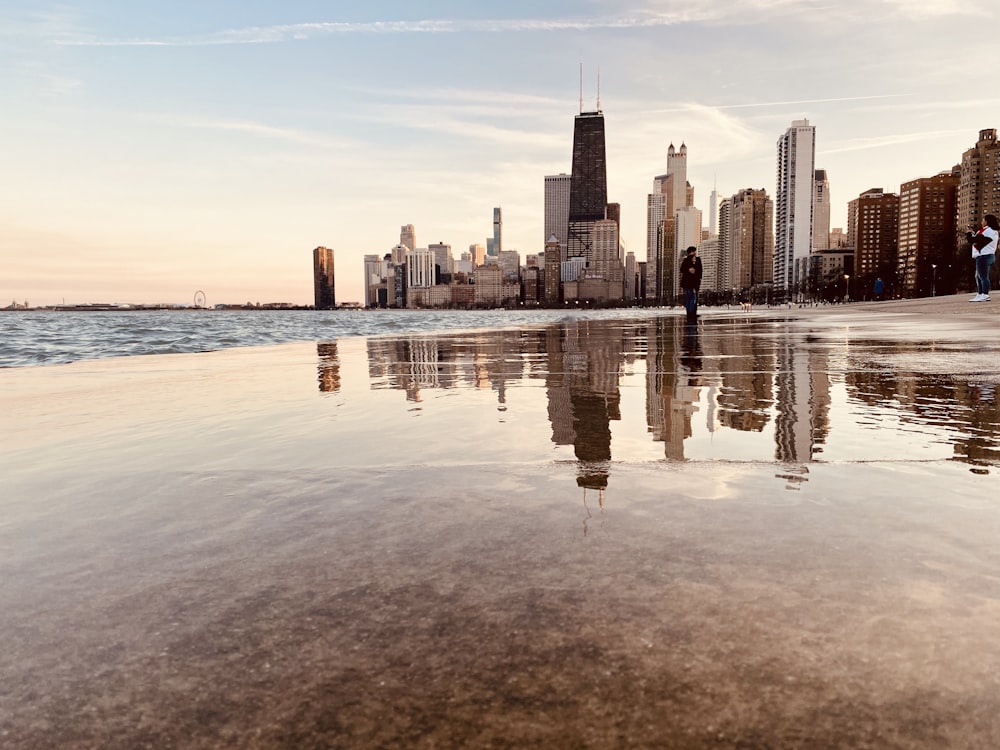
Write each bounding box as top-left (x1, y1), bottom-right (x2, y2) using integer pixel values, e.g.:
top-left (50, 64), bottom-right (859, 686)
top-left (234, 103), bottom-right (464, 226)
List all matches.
top-left (2, 0), bottom-right (997, 307)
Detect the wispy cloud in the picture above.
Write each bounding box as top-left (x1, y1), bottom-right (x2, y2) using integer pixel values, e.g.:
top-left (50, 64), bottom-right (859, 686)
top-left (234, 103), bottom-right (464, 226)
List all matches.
top-left (821, 128), bottom-right (970, 155)
top-left (135, 113), bottom-right (360, 150)
top-left (54, 11), bottom-right (716, 47)
top-left (643, 93), bottom-right (913, 115)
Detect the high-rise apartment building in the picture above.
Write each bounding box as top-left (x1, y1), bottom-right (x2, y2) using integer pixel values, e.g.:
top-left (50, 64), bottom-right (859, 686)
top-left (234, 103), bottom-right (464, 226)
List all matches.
top-left (567, 109), bottom-right (608, 263)
top-left (544, 173), bottom-right (572, 261)
top-left (313, 246), bottom-right (335, 310)
top-left (775, 119), bottom-right (816, 297)
top-left (498, 250), bottom-right (520, 281)
top-left (719, 189), bottom-right (774, 294)
top-left (898, 171), bottom-right (959, 296)
top-left (708, 186), bottom-right (719, 237)
top-left (624, 251), bottom-right (637, 301)
top-left (698, 235), bottom-right (721, 293)
top-left (428, 242), bottom-right (453, 275)
top-left (591, 219), bottom-right (623, 288)
top-left (406, 247), bottom-right (436, 293)
top-left (848, 188), bottom-right (900, 289)
top-left (400, 225), bottom-right (416, 252)
top-left (646, 142), bottom-right (690, 303)
top-left (489, 207), bottom-right (503, 257)
top-left (813, 169), bottom-right (831, 251)
top-left (391, 243), bottom-right (408, 265)
top-left (675, 207), bottom-right (703, 258)
top-left (469, 243), bottom-right (486, 267)
top-left (544, 236), bottom-right (562, 304)
top-left (958, 128), bottom-right (1000, 235)
top-left (363, 254), bottom-right (381, 308)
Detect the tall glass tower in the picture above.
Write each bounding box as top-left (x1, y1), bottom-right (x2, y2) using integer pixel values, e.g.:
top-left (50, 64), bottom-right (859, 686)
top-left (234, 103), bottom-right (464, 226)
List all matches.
top-left (313, 246), bottom-right (336, 310)
top-left (775, 119), bottom-right (815, 299)
top-left (567, 110), bottom-right (607, 262)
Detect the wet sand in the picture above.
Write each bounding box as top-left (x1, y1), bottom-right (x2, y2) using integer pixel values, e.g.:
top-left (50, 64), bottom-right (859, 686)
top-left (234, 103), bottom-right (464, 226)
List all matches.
top-left (3, 296), bottom-right (1000, 748)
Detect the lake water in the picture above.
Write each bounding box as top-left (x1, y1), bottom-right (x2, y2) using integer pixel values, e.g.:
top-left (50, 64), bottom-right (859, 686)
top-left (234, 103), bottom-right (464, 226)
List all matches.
top-left (0, 308), bottom-right (658, 368)
top-left (3, 307), bottom-right (1000, 747)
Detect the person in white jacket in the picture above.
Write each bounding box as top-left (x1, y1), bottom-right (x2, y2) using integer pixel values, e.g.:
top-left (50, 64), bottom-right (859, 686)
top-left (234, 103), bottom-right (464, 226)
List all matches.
top-left (967, 214), bottom-right (999, 302)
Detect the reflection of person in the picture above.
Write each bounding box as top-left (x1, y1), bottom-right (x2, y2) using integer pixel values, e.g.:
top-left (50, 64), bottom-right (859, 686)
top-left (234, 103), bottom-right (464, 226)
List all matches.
top-left (967, 214), bottom-right (999, 302)
top-left (680, 246), bottom-right (703, 320)
top-left (680, 318), bottom-right (702, 375)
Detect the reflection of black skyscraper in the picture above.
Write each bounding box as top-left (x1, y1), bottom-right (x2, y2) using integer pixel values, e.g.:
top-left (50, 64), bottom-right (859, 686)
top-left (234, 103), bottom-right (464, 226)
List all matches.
top-left (567, 110), bottom-right (608, 262)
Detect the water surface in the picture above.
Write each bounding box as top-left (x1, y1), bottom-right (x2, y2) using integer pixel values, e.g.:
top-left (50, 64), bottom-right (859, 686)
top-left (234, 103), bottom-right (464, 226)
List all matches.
top-left (3, 311), bottom-right (1000, 748)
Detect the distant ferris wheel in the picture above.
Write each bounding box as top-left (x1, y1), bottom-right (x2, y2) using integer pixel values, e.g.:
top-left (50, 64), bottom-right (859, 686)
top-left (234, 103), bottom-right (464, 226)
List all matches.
top-left (194, 290), bottom-right (207, 308)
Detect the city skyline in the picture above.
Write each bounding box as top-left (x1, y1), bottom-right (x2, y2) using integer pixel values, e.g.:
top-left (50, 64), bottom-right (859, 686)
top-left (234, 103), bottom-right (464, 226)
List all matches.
top-left (2, 0), bottom-right (996, 306)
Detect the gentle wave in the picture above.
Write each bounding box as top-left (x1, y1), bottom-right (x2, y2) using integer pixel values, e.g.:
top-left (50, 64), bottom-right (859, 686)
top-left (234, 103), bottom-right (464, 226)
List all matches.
top-left (0, 308), bottom-right (667, 368)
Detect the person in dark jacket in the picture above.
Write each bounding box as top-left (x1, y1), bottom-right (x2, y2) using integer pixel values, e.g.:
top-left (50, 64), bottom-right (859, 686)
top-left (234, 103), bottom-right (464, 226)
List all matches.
top-left (679, 246), bottom-right (703, 319)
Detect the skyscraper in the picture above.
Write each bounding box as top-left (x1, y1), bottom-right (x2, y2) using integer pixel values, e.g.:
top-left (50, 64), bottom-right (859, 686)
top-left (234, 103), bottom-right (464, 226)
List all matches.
top-left (489, 207), bottom-right (503, 257)
top-left (428, 242), bottom-right (453, 275)
top-left (363, 254), bottom-right (381, 308)
top-left (898, 170), bottom-right (959, 296)
top-left (958, 128), bottom-right (1000, 234)
top-left (813, 169), bottom-right (831, 251)
top-left (719, 189), bottom-right (774, 293)
top-left (646, 143), bottom-right (690, 303)
top-left (567, 109), bottom-right (608, 263)
top-left (400, 224), bottom-right (416, 252)
top-left (313, 246), bottom-right (335, 310)
top-left (544, 173), bottom-right (572, 261)
top-left (775, 119), bottom-right (816, 298)
top-left (469, 243), bottom-right (486, 267)
top-left (544, 235), bottom-right (562, 304)
top-left (847, 187), bottom-right (899, 290)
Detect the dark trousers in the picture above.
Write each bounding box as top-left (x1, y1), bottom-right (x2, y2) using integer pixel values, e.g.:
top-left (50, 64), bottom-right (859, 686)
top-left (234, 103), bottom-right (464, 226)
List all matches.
top-left (684, 288), bottom-right (698, 317)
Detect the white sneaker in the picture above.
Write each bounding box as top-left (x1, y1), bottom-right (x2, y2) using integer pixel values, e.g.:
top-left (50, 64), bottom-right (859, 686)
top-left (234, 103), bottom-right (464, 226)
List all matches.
top-left (984, 295), bottom-right (992, 302)
top-left (970, 294), bottom-right (985, 302)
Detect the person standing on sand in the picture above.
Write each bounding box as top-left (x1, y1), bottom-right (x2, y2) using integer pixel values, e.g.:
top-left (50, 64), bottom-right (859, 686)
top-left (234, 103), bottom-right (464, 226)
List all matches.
top-left (967, 214), bottom-right (999, 302)
top-left (680, 246), bottom-right (703, 320)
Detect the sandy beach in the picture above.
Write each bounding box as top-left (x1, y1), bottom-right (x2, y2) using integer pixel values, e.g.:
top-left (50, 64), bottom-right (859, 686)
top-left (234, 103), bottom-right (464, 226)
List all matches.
top-left (3, 295), bottom-right (1000, 749)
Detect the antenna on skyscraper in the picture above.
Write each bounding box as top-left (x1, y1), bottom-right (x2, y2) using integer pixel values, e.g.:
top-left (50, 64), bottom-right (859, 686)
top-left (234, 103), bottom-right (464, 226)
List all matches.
top-left (579, 59), bottom-right (583, 114)
top-left (596, 66), bottom-right (601, 112)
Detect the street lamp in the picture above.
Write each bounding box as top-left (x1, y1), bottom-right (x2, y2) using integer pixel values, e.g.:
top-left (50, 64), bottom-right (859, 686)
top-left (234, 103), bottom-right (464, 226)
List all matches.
top-left (931, 263), bottom-right (937, 297)
top-left (844, 274), bottom-right (850, 303)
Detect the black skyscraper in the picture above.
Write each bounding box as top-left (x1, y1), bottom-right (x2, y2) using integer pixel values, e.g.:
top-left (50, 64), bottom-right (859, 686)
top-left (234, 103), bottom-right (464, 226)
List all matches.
top-left (567, 110), bottom-right (608, 262)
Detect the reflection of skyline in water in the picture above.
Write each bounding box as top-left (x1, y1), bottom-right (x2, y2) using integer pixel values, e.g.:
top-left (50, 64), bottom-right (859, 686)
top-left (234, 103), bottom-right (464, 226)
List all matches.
top-left (350, 316), bottom-right (1000, 492)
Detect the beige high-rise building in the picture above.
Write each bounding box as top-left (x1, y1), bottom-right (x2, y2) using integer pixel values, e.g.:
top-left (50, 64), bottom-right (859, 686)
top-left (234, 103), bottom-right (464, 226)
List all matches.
top-left (428, 242), bottom-right (453, 275)
top-left (544, 173), bottom-right (572, 261)
top-left (591, 219), bottom-right (624, 288)
top-left (474, 264), bottom-right (503, 307)
top-left (829, 228), bottom-right (848, 248)
top-left (469, 243), bottom-right (486, 267)
top-left (391, 243), bottom-right (408, 266)
top-left (624, 251), bottom-right (637, 301)
top-left (363, 254), bottom-right (381, 308)
top-left (400, 225), bottom-right (416, 252)
top-left (646, 142), bottom-right (692, 303)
